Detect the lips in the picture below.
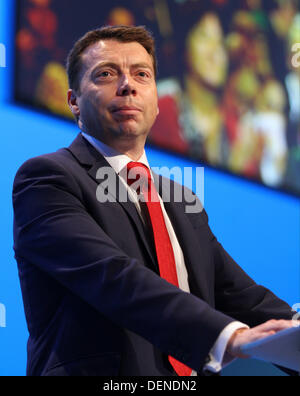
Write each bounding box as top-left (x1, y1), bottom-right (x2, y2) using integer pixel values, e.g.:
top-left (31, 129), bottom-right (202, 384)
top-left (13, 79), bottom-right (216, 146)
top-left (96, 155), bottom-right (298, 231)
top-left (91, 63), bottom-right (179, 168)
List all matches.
top-left (111, 105), bottom-right (142, 113)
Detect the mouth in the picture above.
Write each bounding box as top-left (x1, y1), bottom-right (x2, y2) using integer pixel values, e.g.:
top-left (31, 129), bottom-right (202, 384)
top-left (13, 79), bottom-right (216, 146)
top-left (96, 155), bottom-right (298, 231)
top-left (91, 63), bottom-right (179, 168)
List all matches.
top-left (111, 105), bottom-right (142, 115)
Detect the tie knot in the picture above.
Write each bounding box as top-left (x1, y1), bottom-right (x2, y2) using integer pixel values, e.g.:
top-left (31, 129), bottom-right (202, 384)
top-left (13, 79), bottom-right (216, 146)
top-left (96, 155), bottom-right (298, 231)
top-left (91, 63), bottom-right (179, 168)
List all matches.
top-left (126, 162), bottom-right (151, 187)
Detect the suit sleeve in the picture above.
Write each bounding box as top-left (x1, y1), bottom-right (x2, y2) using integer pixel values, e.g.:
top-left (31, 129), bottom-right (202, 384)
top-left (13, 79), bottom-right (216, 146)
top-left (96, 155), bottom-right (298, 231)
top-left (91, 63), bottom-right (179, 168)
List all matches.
top-left (213, 238), bottom-right (294, 325)
top-left (212, 237), bottom-right (298, 376)
top-left (192, 207), bottom-right (295, 326)
top-left (13, 155), bottom-right (235, 372)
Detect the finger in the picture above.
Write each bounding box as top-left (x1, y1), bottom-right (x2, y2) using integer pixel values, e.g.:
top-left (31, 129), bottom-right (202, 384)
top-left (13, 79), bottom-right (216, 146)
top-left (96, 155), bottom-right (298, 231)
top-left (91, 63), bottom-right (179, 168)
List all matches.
top-left (249, 330), bottom-right (276, 343)
top-left (231, 330), bottom-right (275, 359)
top-left (254, 320), bottom-right (294, 333)
top-left (260, 330), bottom-right (276, 338)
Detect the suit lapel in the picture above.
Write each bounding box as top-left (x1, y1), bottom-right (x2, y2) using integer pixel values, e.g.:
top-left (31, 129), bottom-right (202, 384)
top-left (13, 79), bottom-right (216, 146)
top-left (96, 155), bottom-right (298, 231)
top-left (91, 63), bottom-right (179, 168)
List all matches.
top-left (66, 133), bottom-right (158, 270)
top-left (154, 172), bottom-right (211, 303)
top-left (67, 134), bottom-right (210, 300)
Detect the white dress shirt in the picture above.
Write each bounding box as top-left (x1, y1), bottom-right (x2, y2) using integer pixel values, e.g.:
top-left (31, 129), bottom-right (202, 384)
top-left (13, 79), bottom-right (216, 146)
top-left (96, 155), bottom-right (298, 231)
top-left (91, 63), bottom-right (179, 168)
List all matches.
top-left (81, 132), bottom-right (248, 374)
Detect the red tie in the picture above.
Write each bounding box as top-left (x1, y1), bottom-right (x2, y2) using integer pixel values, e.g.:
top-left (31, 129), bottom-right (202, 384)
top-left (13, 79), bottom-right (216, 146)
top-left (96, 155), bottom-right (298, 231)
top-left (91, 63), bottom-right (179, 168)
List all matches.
top-left (126, 162), bottom-right (192, 376)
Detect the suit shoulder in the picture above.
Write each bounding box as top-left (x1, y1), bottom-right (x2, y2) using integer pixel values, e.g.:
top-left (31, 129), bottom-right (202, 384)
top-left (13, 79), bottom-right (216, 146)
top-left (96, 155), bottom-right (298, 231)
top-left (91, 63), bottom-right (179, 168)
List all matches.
top-left (14, 148), bottom-right (73, 179)
top-left (12, 148), bottom-right (77, 196)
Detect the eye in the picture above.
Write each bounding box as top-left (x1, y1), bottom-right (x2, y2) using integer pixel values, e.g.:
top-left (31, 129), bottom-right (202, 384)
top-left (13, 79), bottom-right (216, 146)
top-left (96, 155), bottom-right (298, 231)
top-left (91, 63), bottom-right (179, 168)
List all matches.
top-left (94, 69), bottom-right (116, 80)
top-left (136, 70), bottom-right (151, 79)
top-left (99, 71), bottom-right (112, 78)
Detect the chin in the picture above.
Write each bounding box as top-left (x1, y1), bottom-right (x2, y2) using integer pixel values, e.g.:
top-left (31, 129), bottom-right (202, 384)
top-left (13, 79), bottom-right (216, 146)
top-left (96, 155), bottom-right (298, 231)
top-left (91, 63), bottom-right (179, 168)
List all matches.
top-left (117, 123), bottom-right (145, 138)
top-left (119, 129), bottom-right (144, 139)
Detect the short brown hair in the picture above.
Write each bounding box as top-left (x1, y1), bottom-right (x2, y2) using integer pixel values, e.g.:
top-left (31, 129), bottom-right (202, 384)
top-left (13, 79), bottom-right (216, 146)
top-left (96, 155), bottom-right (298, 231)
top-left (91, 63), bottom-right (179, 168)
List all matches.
top-left (66, 25), bottom-right (158, 93)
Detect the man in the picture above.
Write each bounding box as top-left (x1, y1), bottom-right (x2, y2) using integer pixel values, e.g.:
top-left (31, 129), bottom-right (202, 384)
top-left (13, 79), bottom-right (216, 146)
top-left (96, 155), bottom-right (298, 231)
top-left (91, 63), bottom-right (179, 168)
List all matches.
top-left (13, 25), bottom-right (297, 376)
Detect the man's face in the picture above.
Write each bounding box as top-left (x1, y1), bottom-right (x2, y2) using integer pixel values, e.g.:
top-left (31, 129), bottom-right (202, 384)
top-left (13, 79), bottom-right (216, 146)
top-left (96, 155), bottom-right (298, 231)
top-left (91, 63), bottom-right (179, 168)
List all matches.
top-left (69, 39), bottom-right (159, 144)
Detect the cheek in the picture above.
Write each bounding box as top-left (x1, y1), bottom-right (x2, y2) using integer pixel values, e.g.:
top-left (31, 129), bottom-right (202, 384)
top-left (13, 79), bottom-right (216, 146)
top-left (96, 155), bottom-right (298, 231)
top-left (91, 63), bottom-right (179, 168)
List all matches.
top-left (151, 97), bottom-right (159, 121)
top-left (79, 89), bottom-right (108, 118)
top-left (145, 89), bottom-right (158, 118)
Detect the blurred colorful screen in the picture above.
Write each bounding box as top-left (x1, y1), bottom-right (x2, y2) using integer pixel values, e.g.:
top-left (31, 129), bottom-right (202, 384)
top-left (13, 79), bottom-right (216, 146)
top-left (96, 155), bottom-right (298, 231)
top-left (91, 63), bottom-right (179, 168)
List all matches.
top-left (15, 0), bottom-right (300, 195)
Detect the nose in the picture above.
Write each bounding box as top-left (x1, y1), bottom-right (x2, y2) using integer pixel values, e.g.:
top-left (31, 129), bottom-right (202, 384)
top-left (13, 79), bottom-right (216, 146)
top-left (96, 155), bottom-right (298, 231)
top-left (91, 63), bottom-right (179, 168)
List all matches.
top-left (116, 74), bottom-right (137, 96)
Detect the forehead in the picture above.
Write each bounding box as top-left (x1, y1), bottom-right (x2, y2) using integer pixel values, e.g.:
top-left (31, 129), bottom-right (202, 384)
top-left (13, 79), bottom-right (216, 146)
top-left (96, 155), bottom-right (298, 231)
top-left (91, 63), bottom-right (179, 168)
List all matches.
top-left (81, 39), bottom-right (154, 71)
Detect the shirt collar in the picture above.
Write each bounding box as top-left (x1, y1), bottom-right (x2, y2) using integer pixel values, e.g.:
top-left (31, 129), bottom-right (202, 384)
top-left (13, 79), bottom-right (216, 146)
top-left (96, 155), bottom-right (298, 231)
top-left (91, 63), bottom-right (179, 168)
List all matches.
top-left (81, 132), bottom-right (150, 175)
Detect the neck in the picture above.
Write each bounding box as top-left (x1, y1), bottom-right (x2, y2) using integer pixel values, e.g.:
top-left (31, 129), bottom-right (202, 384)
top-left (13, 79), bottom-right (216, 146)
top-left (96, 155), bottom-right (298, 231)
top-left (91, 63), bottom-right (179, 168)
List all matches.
top-left (106, 138), bottom-right (145, 160)
top-left (80, 126), bottom-right (146, 161)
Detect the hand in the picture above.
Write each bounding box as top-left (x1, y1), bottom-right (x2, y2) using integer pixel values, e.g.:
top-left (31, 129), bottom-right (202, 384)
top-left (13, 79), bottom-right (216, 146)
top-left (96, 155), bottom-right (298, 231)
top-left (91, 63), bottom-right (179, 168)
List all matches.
top-left (227, 319), bottom-right (297, 359)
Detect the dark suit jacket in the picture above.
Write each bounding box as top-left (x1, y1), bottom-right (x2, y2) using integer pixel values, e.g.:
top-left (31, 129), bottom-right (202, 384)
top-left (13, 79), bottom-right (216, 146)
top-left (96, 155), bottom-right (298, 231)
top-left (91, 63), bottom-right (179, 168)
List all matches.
top-left (12, 133), bottom-right (294, 376)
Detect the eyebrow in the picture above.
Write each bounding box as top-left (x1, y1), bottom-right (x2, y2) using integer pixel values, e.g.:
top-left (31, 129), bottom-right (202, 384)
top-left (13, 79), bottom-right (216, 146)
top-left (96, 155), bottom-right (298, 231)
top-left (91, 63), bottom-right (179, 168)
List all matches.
top-left (91, 61), bottom-right (153, 75)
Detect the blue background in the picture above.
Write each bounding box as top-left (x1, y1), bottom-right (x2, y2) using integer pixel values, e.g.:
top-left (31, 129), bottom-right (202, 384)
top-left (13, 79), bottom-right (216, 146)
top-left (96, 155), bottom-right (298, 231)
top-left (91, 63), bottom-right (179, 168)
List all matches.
top-left (0, 0), bottom-right (299, 376)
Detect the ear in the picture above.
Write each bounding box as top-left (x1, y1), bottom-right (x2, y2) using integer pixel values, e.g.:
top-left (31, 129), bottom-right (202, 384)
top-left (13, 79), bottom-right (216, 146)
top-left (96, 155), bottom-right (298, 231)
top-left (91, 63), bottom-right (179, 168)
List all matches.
top-left (67, 89), bottom-right (80, 119)
top-left (157, 106), bottom-right (160, 116)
